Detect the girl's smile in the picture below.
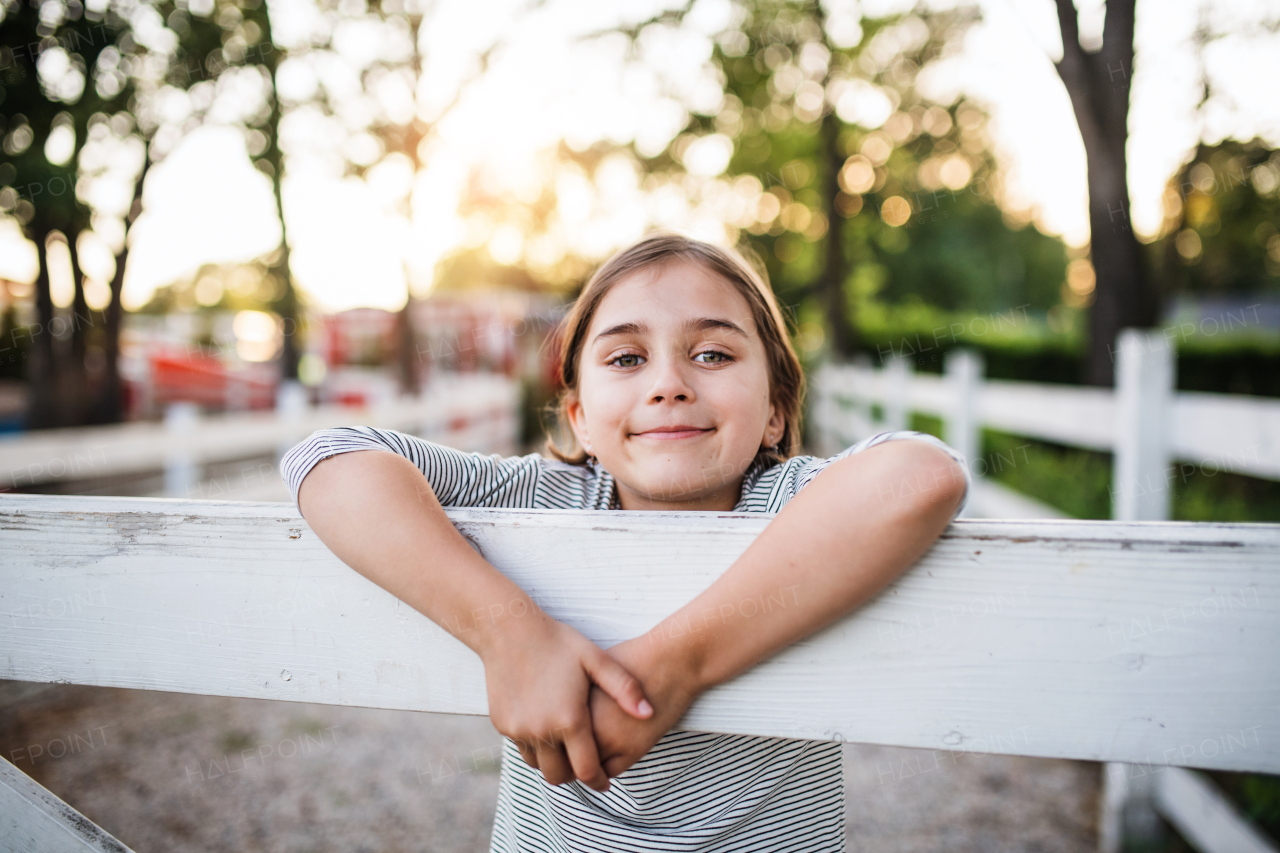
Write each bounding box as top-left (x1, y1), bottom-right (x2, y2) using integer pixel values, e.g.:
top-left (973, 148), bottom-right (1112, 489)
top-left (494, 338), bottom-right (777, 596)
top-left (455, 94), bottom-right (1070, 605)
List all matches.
top-left (631, 426), bottom-right (715, 440)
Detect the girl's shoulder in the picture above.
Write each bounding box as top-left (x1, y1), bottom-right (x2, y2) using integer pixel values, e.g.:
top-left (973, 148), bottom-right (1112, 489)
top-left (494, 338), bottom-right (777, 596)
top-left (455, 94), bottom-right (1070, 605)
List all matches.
top-left (737, 430), bottom-right (970, 513)
top-left (536, 456), bottom-right (596, 477)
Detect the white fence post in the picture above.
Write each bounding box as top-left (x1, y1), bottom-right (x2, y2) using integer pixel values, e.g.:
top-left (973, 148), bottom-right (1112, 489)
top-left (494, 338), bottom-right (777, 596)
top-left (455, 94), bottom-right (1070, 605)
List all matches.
top-left (944, 348), bottom-right (984, 491)
top-left (810, 362), bottom-right (839, 457)
top-left (275, 380), bottom-right (309, 467)
top-left (163, 402), bottom-right (199, 498)
top-left (1105, 328), bottom-right (1176, 852)
top-left (884, 354), bottom-right (911, 431)
top-left (1113, 329), bottom-right (1174, 522)
top-left (1100, 763), bottom-right (1166, 853)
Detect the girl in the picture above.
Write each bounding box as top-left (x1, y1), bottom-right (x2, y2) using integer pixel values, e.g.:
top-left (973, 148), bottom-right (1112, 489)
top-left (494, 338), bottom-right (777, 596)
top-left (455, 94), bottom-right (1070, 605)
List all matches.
top-left (283, 232), bottom-right (971, 853)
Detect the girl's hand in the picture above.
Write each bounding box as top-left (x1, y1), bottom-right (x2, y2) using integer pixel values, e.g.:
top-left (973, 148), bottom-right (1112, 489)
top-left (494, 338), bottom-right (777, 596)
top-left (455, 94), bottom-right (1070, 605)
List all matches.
top-left (480, 611), bottom-right (653, 792)
top-left (589, 634), bottom-right (703, 779)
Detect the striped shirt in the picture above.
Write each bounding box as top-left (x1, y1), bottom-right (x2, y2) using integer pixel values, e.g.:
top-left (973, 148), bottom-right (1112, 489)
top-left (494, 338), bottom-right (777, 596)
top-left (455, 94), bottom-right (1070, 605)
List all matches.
top-left (281, 427), bottom-right (971, 853)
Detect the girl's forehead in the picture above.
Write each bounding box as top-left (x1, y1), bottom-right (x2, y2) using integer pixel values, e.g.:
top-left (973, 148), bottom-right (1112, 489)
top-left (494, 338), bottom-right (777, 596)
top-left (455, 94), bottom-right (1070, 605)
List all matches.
top-left (593, 261), bottom-right (756, 326)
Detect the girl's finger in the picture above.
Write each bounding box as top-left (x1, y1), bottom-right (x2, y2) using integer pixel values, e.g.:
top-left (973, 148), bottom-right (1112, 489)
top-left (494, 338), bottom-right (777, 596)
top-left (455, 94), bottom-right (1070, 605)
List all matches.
top-left (513, 738), bottom-right (539, 769)
top-left (563, 723), bottom-right (609, 792)
top-left (584, 649), bottom-right (653, 721)
top-left (603, 755), bottom-right (631, 778)
top-left (536, 739), bottom-right (575, 787)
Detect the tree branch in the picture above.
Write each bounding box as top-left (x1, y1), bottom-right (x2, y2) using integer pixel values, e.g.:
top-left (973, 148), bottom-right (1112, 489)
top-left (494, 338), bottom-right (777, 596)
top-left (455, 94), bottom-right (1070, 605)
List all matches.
top-left (1052, 0), bottom-right (1103, 158)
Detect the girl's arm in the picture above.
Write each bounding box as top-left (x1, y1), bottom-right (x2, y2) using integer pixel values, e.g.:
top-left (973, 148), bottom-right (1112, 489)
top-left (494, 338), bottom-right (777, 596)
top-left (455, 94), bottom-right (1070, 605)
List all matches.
top-left (296, 449), bottom-right (652, 792)
top-left (590, 438), bottom-right (967, 777)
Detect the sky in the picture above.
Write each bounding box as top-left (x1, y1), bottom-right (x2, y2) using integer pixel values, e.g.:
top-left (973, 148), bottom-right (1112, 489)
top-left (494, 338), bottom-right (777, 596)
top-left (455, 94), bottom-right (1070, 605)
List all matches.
top-left (2, 0), bottom-right (1277, 313)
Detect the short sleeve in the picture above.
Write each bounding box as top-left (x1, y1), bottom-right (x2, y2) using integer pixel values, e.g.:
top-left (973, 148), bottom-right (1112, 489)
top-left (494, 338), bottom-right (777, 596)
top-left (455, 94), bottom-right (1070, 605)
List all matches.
top-left (793, 430), bottom-right (971, 521)
top-left (280, 426), bottom-right (544, 509)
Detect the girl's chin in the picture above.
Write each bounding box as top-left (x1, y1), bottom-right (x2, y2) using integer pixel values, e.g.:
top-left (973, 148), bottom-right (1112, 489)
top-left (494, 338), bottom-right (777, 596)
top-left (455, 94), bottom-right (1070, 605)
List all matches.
top-left (624, 459), bottom-right (742, 491)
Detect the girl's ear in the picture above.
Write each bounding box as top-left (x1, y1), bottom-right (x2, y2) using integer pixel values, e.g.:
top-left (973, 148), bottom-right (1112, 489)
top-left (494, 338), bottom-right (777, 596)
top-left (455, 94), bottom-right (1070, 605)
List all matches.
top-left (566, 396), bottom-right (592, 455)
top-left (762, 401), bottom-right (785, 449)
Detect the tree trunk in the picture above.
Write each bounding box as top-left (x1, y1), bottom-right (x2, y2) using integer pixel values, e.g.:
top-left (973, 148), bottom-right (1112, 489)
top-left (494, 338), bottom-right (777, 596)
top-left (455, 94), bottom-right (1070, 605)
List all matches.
top-left (28, 232), bottom-right (57, 429)
top-left (64, 234), bottom-right (90, 425)
top-left (1053, 0), bottom-right (1160, 387)
top-left (394, 10), bottom-right (428, 397)
top-left (396, 298), bottom-right (421, 395)
top-left (811, 0), bottom-right (856, 362)
top-left (820, 104), bottom-right (856, 360)
top-left (89, 170), bottom-right (146, 425)
top-left (91, 245), bottom-right (128, 424)
top-left (257, 16), bottom-right (299, 382)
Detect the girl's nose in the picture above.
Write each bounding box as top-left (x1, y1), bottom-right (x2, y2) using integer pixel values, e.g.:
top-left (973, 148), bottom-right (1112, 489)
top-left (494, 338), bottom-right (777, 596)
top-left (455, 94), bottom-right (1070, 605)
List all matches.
top-left (646, 353), bottom-right (696, 403)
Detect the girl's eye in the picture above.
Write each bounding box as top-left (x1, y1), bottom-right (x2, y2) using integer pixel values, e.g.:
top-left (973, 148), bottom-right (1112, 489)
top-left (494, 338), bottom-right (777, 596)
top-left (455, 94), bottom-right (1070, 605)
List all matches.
top-left (608, 353), bottom-right (644, 368)
top-left (694, 350), bottom-right (731, 364)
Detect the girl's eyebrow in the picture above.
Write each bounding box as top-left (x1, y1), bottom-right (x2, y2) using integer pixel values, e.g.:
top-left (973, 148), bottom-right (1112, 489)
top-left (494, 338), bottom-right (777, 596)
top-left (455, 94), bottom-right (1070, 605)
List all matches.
top-left (592, 317), bottom-right (750, 346)
top-left (686, 317), bottom-right (751, 339)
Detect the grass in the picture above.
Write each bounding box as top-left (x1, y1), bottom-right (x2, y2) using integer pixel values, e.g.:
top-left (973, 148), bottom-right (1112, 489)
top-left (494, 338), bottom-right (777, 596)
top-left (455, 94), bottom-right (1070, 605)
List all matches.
top-left (906, 414), bottom-right (1280, 522)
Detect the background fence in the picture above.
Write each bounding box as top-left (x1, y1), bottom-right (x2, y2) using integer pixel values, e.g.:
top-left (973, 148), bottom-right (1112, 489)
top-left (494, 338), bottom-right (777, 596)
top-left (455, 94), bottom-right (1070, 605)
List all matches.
top-left (810, 328), bottom-right (1280, 523)
top-left (0, 373), bottom-right (520, 501)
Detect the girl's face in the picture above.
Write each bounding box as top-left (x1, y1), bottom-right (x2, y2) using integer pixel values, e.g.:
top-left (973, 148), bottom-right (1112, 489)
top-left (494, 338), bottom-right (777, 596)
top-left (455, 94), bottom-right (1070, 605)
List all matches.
top-left (566, 259), bottom-right (784, 512)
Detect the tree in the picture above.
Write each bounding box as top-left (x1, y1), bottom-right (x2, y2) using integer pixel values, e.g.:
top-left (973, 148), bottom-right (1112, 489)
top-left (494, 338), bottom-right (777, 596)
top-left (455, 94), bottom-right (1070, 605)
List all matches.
top-left (256, 0), bottom-right (299, 382)
top-left (1, 0), bottom-right (140, 426)
top-left (2, 0), bottom-right (309, 427)
top-left (611, 1), bottom-right (1066, 364)
top-left (288, 0), bottom-right (544, 392)
top-left (137, 0), bottom-right (298, 379)
top-left (1051, 0), bottom-right (1159, 385)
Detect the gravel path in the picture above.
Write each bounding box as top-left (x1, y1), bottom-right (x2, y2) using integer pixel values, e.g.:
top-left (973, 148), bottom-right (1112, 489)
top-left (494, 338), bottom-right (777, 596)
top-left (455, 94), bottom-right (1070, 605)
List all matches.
top-left (1, 680), bottom-right (1099, 852)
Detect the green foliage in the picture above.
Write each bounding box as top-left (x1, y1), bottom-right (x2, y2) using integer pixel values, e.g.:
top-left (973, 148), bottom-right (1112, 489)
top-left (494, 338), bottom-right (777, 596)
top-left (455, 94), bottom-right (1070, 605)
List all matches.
top-left (868, 199), bottom-right (1067, 313)
top-left (1178, 335), bottom-right (1280, 397)
top-left (907, 411), bottom-right (942, 438)
top-left (1150, 139), bottom-right (1280, 296)
top-left (699, 3), bottom-right (1069, 345)
top-left (1172, 461), bottom-right (1280, 522)
top-left (980, 429), bottom-right (1114, 519)
top-left (833, 303), bottom-right (1280, 393)
top-left (910, 425), bottom-right (1280, 522)
top-left (1, 0), bottom-right (134, 233)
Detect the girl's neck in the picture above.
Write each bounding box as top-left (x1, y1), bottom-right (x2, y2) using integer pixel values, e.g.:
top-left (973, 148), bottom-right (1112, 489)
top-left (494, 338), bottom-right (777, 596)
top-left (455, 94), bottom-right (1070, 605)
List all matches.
top-left (611, 474), bottom-right (747, 513)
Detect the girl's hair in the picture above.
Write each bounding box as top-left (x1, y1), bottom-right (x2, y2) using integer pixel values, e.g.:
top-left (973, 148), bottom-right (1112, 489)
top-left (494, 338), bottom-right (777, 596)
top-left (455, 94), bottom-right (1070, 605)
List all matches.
top-left (543, 232), bottom-right (805, 468)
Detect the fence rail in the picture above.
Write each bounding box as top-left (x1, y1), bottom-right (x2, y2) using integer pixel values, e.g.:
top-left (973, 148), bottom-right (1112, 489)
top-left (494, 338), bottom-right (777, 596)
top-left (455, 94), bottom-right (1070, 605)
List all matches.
top-left (3, 494), bottom-right (1276, 773)
top-left (0, 373), bottom-right (519, 494)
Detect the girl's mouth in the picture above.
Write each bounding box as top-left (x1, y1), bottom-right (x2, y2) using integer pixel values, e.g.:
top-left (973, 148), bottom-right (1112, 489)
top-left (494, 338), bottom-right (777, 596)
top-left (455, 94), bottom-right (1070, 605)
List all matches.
top-left (633, 426), bottom-right (714, 440)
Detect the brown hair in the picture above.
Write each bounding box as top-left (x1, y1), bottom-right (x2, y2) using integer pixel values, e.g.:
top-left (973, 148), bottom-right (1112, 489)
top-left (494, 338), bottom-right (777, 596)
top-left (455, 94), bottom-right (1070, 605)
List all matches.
top-left (542, 232), bottom-right (805, 468)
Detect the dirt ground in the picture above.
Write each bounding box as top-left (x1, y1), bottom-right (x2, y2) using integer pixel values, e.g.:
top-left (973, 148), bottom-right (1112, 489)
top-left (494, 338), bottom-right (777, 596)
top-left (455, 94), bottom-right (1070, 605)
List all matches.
top-left (1, 679), bottom-right (1099, 853)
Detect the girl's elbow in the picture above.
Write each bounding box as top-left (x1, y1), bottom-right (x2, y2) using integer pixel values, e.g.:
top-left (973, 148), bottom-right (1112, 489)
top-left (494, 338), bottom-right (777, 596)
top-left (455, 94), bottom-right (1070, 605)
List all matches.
top-left (889, 441), bottom-right (968, 518)
top-left (921, 451), bottom-right (967, 520)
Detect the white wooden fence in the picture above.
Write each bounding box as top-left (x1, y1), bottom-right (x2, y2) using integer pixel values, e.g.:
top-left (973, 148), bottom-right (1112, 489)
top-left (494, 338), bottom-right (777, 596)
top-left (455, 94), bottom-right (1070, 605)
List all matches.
top-left (0, 372), bottom-right (519, 499)
top-left (1, 496), bottom-right (1277, 850)
top-left (810, 327), bottom-right (1280, 853)
top-left (811, 329), bottom-right (1280, 521)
